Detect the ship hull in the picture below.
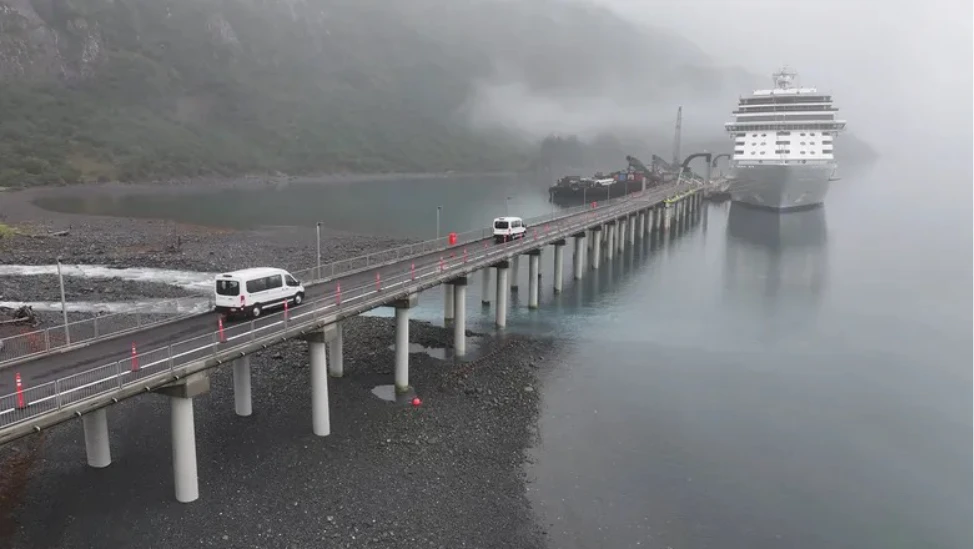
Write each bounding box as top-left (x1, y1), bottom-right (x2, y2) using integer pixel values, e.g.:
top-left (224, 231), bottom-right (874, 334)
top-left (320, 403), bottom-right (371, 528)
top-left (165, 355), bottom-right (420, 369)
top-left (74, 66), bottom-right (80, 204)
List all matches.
top-left (548, 179), bottom-right (645, 205)
top-left (727, 161), bottom-right (836, 211)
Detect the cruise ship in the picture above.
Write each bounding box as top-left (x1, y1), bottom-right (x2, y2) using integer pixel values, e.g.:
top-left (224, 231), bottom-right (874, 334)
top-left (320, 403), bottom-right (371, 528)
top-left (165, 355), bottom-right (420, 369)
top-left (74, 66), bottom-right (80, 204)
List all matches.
top-left (724, 67), bottom-right (847, 210)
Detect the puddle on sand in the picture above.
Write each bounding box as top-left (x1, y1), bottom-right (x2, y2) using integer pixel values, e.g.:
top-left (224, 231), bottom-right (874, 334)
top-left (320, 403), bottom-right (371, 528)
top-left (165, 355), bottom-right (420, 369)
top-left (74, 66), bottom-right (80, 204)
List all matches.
top-left (384, 337), bottom-right (485, 361)
top-left (371, 384), bottom-right (417, 403)
top-left (386, 342), bottom-right (448, 360)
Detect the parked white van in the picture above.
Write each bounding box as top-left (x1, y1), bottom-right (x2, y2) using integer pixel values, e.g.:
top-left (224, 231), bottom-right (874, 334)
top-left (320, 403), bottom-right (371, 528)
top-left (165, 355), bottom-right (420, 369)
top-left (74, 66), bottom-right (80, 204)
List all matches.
top-left (492, 216), bottom-right (527, 243)
top-left (214, 267), bottom-right (305, 319)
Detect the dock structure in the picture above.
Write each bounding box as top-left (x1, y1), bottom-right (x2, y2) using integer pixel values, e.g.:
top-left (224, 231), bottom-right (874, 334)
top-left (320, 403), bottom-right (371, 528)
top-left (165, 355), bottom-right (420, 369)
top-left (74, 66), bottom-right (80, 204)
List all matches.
top-left (0, 182), bottom-right (706, 503)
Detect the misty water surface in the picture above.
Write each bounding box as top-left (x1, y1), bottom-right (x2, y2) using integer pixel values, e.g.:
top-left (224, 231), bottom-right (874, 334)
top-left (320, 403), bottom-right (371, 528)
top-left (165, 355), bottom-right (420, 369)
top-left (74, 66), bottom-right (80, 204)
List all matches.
top-left (29, 155), bottom-right (971, 548)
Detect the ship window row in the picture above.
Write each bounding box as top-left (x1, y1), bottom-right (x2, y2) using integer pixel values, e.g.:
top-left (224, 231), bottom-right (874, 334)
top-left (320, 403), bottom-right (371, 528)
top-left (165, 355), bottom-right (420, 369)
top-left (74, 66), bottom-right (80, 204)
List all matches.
top-left (740, 95), bottom-right (831, 105)
top-left (734, 105), bottom-right (836, 114)
top-left (726, 123), bottom-right (846, 132)
top-left (736, 114), bottom-right (835, 122)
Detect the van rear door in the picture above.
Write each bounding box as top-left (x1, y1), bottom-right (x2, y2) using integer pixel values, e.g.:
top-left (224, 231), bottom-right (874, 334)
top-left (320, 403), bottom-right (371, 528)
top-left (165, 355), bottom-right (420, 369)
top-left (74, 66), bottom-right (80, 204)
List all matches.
top-left (215, 278), bottom-right (241, 308)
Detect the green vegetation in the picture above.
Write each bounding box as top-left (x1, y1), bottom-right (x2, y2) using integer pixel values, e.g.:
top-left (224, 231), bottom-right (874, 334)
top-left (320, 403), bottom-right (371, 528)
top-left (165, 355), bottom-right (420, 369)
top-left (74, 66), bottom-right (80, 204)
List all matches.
top-left (0, 0), bottom-right (534, 186)
top-left (0, 223), bottom-right (20, 238)
top-left (3, 0), bottom-right (838, 187)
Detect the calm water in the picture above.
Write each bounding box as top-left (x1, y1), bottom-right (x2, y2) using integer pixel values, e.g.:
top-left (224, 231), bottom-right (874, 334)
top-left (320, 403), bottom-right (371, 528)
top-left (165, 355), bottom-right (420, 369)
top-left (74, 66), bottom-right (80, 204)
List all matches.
top-left (34, 174), bottom-right (557, 238)
top-left (33, 160), bottom-right (972, 548)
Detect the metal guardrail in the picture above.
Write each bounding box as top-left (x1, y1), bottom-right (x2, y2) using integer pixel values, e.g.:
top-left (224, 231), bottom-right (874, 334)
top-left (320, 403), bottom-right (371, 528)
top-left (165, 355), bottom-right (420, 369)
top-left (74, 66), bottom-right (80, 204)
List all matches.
top-left (0, 186), bottom-right (691, 433)
top-left (0, 190), bottom-right (646, 367)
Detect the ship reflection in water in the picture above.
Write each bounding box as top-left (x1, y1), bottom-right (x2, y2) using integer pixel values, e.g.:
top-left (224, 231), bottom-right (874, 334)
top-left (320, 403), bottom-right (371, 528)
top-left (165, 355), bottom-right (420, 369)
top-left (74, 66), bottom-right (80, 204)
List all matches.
top-left (723, 202), bottom-right (829, 338)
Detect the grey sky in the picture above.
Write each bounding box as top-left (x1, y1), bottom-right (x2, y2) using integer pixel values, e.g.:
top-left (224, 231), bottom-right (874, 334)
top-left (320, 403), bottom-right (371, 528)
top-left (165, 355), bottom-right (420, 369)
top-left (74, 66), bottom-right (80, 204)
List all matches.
top-left (596, 0), bottom-right (973, 155)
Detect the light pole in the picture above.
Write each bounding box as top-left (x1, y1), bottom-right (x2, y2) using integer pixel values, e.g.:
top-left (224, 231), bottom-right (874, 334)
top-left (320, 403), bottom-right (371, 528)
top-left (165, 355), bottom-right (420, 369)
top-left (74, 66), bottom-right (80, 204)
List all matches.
top-left (56, 256), bottom-right (70, 345)
top-left (315, 222), bottom-right (322, 280)
top-left (436, 206), bottom-right (442, 240)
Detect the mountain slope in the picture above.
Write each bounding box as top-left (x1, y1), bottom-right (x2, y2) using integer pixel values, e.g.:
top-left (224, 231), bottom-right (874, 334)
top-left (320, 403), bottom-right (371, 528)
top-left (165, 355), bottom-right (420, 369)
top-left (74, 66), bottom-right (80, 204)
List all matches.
top-left (0, 0), bottom-right (777, 187)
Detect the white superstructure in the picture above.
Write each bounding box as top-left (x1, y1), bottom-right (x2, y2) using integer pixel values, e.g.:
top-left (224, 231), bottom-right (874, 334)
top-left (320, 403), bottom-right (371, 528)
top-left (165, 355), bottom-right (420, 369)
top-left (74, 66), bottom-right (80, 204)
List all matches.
top-left (724, 67), bottom-right (846, 210)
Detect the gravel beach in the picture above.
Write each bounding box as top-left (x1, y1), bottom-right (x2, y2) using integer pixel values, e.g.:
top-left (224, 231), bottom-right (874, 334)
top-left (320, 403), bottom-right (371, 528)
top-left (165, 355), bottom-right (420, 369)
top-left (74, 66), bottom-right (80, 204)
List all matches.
top-left (1, 317), bottom-right (551, 549)
top-left (0, 181), bottom-right (552, 549)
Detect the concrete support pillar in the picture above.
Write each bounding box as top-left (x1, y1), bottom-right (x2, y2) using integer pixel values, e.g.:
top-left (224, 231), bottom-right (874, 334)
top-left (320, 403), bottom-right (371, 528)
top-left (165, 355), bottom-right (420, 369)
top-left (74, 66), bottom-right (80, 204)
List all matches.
top-left (648, 209), bottom-right (655, 234)
top-left (618, 218), bottom-right (627, 252)
top-left (636, 212), bottom-right (644, 239)
top-left (606, 224), bottom-right (616, 260)
top-left (495, 263), bottom-right (510, 328)
top-left (480, 268), bottom-right (491, 306)
top-left (327, 322), bottom-right (344, 378)
top-left (453, 279), bottom-right (468, 357)
top-left (628, 214), bottom-right (636, 244)
top-left (591, 228), bottom-right (602, 269)
top-left (171, 396), bottom-right (198, 503)
top-left (393, 293), bottom-right (418, 393)
top-left (572, 234), bottom-right (585, 280)
top-left (158, 373), bottom-right (209, 504)
top-left (232, 355), bottom-right (252, 417)
top-left (553, 241), bottom-right (565, 293)
top-left (663, 204), bottom-right (672, 233)
top-left (82, 408), bottom-right (111, 468)
top-left (511, 255), bottom-right (520, 292)
top-left (309, 340), bottom-right (330, 436)
top-left (527, 251), bottom-right (540, 309)
top-left (443, 283), bottom-right (454, 323)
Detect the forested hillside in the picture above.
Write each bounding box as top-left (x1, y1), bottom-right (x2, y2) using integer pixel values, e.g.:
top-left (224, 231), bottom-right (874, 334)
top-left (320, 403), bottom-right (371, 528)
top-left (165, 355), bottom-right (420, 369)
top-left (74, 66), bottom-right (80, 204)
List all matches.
top-left (0, 0), bottom-right (865, 187)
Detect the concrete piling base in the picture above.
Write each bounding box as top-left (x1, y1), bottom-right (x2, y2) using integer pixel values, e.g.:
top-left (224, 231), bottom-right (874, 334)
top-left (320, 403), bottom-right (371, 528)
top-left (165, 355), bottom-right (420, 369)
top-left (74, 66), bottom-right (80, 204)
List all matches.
top-left (327, 322), bottom-right (344, 378)
top-left (171, 396), bottom-right (198, 503)
top-left (553, 242), bottom-right (565, 292)
top-left (443, 283), bottom-right (454, 323)
top-left (481, 267), bottom-right (491, 306)
top-left (309, 340), bottom-right (330, 436)
top-left (453, 278), bottom-right (468, 356)
top-left (157, 372), bottom-right (209, 504)
top-left (511, 255), bottom-right (520, 292)
top-left (232, 355), bottom-right (252, 417)
top-left (393, 293), bottom-right (418, 393)
top-left (495, 262), bottom-right (510, 327)
top-left (591, 228), bottom-right (602, 269)
top-left (82, 408), bottom-right (111, 468)
top-left (527, 251), bottom-right (540, 309)
top-left (572, 234), bottom-right (585, 280)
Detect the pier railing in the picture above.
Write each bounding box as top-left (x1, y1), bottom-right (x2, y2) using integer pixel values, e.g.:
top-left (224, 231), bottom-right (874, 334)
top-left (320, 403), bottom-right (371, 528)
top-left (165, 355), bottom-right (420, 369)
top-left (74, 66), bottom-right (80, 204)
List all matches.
top-left (0, 188), bottom-right (668, 367)
top-left (0, 187), bottom-right (686, 436)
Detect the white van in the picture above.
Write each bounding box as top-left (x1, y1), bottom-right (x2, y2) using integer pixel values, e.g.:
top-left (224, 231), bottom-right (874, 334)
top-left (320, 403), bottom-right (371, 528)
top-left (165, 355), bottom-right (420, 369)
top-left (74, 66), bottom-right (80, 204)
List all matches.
top-left (214, 267), bottom-right (305, 319)
top-left (493, 216), bottom-right (527, 243)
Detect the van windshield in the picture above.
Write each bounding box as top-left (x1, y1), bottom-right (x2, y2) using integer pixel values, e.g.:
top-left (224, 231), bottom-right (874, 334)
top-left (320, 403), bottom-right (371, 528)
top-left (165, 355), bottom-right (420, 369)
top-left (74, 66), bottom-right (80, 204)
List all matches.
top-left (494, 220), bottom-right (509, 229)
top-left (216, 280), bottom-right (240, 296)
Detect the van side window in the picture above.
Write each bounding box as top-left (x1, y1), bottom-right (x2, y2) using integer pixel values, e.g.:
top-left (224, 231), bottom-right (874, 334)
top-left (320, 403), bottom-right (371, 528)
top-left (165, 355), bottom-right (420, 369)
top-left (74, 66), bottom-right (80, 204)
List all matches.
top-left (266, 275), bottom-right (283, 290)
top-left (513, 220), bottom-right (521, 228)
top-left (286, 275), bottom-right (299, 287)
top-left (246, 278), bottom-right (267, 293)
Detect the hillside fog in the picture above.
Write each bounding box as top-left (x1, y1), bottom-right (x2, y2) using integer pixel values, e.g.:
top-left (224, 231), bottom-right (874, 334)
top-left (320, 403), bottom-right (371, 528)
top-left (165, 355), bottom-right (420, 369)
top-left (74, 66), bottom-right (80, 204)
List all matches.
top-left (0, 0), bottom-right (875, 187)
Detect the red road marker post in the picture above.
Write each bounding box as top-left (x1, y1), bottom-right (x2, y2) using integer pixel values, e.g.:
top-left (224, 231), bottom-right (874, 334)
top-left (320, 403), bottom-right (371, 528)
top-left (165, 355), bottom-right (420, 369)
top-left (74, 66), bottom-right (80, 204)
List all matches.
top-left (130, 342), bottom-right (139, 372)
top-left (411, 262), bottom-right (416, 281)
top-left (336, 282), bottom-right (342, 305)
top-left (284, 299), bottom-right (289, 320)
top-left (376, 271), bottom-right (382, 291)
top-left (15, 373), bottom-right (25, 409)
top-left (218, 317), bottom-right (226, 343)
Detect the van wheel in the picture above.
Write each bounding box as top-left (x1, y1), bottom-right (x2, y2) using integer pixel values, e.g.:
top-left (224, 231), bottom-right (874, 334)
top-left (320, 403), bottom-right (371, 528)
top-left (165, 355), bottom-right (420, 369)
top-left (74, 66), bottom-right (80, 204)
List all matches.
top-left (294, 292), bottom-right (304, 306)
top-left (250, 304), bottom-right (262, 318)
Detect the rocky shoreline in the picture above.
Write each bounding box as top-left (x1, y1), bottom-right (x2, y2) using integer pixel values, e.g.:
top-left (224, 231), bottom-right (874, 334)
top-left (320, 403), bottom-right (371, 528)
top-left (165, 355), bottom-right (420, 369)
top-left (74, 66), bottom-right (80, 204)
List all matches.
top-left (1, 317), bottom-right (551, 549)
top-left (0, 181), bottom-right (416, 339)
top-left (0, 180), bottom-right (553, 548)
